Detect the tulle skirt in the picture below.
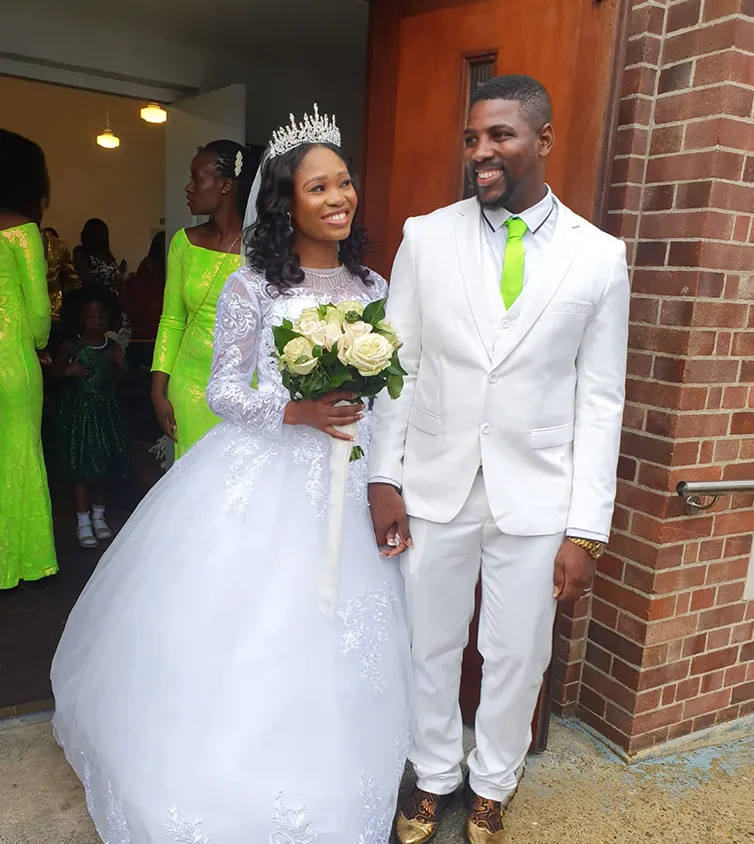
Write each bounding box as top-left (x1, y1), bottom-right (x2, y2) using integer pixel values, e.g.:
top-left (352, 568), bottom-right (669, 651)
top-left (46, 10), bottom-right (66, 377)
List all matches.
top-left (51, 420), bottom-right (412, 844)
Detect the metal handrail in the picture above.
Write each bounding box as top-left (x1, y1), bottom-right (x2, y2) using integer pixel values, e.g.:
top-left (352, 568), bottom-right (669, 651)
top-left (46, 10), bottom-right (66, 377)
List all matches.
top-left (677, 480), bottom-right (754, 515)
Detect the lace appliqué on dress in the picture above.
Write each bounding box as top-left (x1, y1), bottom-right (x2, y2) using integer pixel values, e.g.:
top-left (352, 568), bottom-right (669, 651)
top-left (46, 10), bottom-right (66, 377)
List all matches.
top-left (105, 780), bottom-right (131, 844)
top-left (354, 775), bottom-right (392, 844)
top-left (270, 793), bottom-right (319, 843)
top-left (81, 753), bottom-right (96, 817)
top-left (166, 805), bottom-right (211, 844)
top-left (292, 432), bottom-right (327, 517)
top-left (223, 434), bottom-right (281, 518)
top-left (339, 582), bottom-right (393, 698)
top-left (395, 732), bottom-right (411, 789)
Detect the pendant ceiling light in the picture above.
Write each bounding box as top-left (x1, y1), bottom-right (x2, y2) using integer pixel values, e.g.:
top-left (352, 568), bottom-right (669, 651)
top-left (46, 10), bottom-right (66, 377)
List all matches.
top-left (141, 102), bottom-right (167, 124)
top-left (97, 105), bottom-right (120, 149)
top-left (96, 129), bottom-right (120, 149)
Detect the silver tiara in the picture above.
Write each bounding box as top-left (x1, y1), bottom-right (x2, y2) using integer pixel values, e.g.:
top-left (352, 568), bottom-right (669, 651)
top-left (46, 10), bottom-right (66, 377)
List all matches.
top-left (268, 104), bottom-right (341, 158)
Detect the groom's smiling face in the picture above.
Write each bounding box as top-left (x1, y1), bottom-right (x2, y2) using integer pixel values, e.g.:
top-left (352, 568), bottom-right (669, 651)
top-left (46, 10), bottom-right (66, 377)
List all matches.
top-left (463, 98), bottom-right (553, 213)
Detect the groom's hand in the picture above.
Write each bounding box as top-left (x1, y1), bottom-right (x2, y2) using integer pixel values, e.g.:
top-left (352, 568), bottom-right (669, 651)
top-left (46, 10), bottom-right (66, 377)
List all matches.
top-left (368, 483), bottom-right (412, 557)
top-left (552, 540), bottom-right (596, 602)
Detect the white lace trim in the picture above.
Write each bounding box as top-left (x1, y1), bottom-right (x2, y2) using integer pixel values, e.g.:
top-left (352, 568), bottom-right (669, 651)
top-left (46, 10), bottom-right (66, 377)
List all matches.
top-left (270, 793), bottom-right (319, 843)
top-left (339, 582), bottom-right (394, 698)
top-left (105, 780), bottom-right (131, 844)
top-left (354, 774), bottom-right (392, 844)
top-left (166, 805), bottom-right (211, 843)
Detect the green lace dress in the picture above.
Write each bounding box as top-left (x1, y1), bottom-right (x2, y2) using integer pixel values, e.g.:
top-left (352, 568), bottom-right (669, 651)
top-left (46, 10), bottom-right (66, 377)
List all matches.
top-left (151, 229), bottom-right (242, 459)
top-left (57, 340), bottom-right (129, 482)
top-left (0, 223), bottom-right (57, 588)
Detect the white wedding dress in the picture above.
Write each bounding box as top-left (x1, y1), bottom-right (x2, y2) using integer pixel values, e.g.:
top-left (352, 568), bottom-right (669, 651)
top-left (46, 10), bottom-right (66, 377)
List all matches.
top-left (51, 265), bottom-right (412, 844)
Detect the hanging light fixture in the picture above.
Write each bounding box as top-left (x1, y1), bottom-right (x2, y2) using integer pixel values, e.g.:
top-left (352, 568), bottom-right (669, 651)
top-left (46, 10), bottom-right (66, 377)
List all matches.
top-left (97, 105), bottom-right (120, 149)
top-left (96, 129), bottom-right (120, 149)
top-left (140, 102), bottom-right (167, 124)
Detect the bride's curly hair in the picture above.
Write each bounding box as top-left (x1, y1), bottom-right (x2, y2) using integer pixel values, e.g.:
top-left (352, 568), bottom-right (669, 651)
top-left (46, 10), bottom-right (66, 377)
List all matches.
top-left (245, 142), bottom-right (372, 293)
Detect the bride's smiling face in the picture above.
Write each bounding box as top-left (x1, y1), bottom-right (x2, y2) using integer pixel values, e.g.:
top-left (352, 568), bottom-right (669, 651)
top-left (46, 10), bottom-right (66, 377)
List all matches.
top-left (291, 146), bottom-right (358, 243)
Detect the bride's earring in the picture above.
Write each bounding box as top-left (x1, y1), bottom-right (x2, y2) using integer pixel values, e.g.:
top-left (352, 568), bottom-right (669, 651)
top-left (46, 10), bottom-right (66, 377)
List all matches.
top-left (286, 212), bottom-right (293, 234)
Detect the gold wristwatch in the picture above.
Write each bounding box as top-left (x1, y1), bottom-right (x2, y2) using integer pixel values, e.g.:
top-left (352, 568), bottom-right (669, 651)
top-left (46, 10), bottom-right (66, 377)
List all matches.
top-left (567, 537), bottom-right (606, 559)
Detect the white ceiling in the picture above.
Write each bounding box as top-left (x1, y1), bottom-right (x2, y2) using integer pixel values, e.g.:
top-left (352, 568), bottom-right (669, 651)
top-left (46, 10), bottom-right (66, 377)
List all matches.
top-left (36, 0), bottom-right (370, 65)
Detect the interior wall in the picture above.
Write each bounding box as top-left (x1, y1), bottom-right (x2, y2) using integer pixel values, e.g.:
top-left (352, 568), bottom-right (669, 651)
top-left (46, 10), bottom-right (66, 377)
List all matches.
top-left (0, 76), bottom-right (165, 272)
top-left (1, 3), bottom-right (369, 170)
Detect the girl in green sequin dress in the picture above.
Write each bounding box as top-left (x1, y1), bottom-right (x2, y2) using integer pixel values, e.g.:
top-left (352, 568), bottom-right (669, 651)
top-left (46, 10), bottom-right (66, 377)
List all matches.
top-left (53, 286), bottom-right (128, 548)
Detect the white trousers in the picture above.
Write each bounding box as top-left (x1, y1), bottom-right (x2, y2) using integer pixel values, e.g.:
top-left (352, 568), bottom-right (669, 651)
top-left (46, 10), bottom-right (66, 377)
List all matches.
top-left (402, 471), bottom-right (560, 802)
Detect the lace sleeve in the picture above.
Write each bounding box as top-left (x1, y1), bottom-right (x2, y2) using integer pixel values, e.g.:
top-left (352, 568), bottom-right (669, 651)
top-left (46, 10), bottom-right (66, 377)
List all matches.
top-left (206, 272), bottom-right (288, 439)
top-left (367, 269), bottom-right (389, 301)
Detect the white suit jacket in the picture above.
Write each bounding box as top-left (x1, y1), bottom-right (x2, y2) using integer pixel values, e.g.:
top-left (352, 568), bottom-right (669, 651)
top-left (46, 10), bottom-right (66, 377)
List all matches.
top-left (369, 196), bottom-right (629, 540)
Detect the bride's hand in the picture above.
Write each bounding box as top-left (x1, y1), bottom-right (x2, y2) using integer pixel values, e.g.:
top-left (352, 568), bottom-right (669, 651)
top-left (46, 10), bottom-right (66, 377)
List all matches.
top-left (284, 391), bottom-right (364, 441)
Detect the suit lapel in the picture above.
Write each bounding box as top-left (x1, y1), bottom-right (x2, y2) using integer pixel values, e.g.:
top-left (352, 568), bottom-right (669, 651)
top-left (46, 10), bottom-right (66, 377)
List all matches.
top-left (454, 201), bottom-right (494, 362)
top-left (492, 200), bottom-right (580, 369)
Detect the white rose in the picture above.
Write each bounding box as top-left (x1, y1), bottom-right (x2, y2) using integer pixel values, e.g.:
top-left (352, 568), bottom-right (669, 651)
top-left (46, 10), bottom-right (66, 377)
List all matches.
top-left (322, 321), bottom-right (343, 350)
top-left (342, 333), bottom-right (394, 377)
top-left (281, 337), bottom-right (318, 375)
top-left (376, 319), bottom-right (401, 350)
top-left (294, 310), bottom-right (328, 347)
top-left (336, 320), bottom-right (373, 362)
top-left (336, 300), bottom-right (365, 319)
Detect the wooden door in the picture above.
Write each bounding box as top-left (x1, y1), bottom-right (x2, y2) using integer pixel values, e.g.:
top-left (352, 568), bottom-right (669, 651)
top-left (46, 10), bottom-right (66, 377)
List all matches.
top-left (362, 0), bottom-right (627, 742)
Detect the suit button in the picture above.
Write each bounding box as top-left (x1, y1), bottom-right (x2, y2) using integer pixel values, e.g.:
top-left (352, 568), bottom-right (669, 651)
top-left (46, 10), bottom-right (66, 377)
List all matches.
top-left (481, 423), bottom-right (491, 434)
top-left (500, 319), bottom-right (511, 329)
top-left (489, 373), bottom-right (498, 384)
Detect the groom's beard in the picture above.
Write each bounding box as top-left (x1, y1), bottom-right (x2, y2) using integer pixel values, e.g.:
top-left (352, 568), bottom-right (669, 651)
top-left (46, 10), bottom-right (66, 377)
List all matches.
top-left (465, 160), bottom-right (518, 210)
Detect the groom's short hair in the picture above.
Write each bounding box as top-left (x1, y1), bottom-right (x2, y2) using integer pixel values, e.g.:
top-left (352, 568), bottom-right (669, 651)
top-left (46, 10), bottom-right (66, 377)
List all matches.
top-left (470, 75), bottom-right (553, 131)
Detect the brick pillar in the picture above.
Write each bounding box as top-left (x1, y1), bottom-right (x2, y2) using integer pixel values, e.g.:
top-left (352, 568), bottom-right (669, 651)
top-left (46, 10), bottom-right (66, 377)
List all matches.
top-left (554, 0), bottom-right (754, 756)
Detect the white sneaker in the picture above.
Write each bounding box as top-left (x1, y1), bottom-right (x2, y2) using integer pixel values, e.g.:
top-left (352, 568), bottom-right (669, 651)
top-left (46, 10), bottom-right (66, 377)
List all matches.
top-left (77, 523), bottom-right (98, 548)
top-left (92, 517), bottom-right (114, 541)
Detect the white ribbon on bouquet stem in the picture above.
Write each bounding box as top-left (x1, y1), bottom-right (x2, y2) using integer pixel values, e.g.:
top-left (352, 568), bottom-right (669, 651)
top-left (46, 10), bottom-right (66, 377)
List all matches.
top-left (319, 400), bottom-right (359, 618)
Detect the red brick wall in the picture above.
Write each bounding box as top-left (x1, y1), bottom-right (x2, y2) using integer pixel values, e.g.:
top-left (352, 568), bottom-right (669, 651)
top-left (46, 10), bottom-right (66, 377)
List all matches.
top-left (553, 0), bottom-right (754, 756)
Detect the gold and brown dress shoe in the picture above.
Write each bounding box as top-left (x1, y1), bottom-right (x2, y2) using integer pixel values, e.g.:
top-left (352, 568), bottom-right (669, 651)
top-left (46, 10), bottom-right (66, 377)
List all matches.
top-left (463, 782), bottom-right (506, 844)
top-left (394, 786), bottom-right (456, 844)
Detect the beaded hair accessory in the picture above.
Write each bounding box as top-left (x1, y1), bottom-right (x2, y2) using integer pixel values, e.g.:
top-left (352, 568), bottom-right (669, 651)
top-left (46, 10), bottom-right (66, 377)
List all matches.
top-left (268, 104), bottom-right (341, 159)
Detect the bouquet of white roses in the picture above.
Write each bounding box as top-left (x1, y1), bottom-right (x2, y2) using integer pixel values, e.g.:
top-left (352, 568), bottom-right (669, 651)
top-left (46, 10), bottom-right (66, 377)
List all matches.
top-left (273, 296), bottom-right (405, 406)
top-left (273, 297), bottom-right (404, 617)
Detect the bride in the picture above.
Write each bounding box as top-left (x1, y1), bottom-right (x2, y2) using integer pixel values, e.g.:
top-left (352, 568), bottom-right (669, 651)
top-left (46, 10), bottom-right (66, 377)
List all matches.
top-left (51, 108), bottom-right (412, 844)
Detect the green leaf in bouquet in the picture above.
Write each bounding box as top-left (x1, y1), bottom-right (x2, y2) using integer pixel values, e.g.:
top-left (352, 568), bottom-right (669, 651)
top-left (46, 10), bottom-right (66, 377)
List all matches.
top-left (330, 371), bottom-right (355, 389)
top-left (320, 347), bottom-right (339, 366)
top-left (317, 305), bottom-right (329, 319)
top-left (388, 352), bottom-right (408, 376)
top-left (312, 345), bottom-right (324, 358)
top-left (272, 323), bottom-right (301, 352)
top-left (387, 373), bottom-right (404, 400)
top-left (362, 297), bottom-right (387, 327)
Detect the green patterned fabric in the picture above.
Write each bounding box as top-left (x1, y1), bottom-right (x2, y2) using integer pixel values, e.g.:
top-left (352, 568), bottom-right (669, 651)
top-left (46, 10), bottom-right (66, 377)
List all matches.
top-left (151, 229), bottom-right (242, 458)
top-left (56, 340), bottom-right (129, 482)
top-left (0, 223), bottom-right (57, 588)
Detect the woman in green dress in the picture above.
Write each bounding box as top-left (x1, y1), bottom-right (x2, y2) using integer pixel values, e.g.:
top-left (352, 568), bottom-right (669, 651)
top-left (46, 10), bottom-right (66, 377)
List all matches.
top-left (151, 140), bottom-right (254, 459)
top-left (0, 129), bottom-right (57, 589)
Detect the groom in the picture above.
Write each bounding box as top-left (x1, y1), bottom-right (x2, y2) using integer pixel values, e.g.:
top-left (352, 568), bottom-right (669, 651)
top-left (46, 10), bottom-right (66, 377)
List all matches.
top-left (369, 75), bottom-right (629, 843)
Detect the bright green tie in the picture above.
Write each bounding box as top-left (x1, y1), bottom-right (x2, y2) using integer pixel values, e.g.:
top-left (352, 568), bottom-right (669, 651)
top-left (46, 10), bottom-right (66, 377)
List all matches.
top-left (500, 217), bottom-right (528, 309)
